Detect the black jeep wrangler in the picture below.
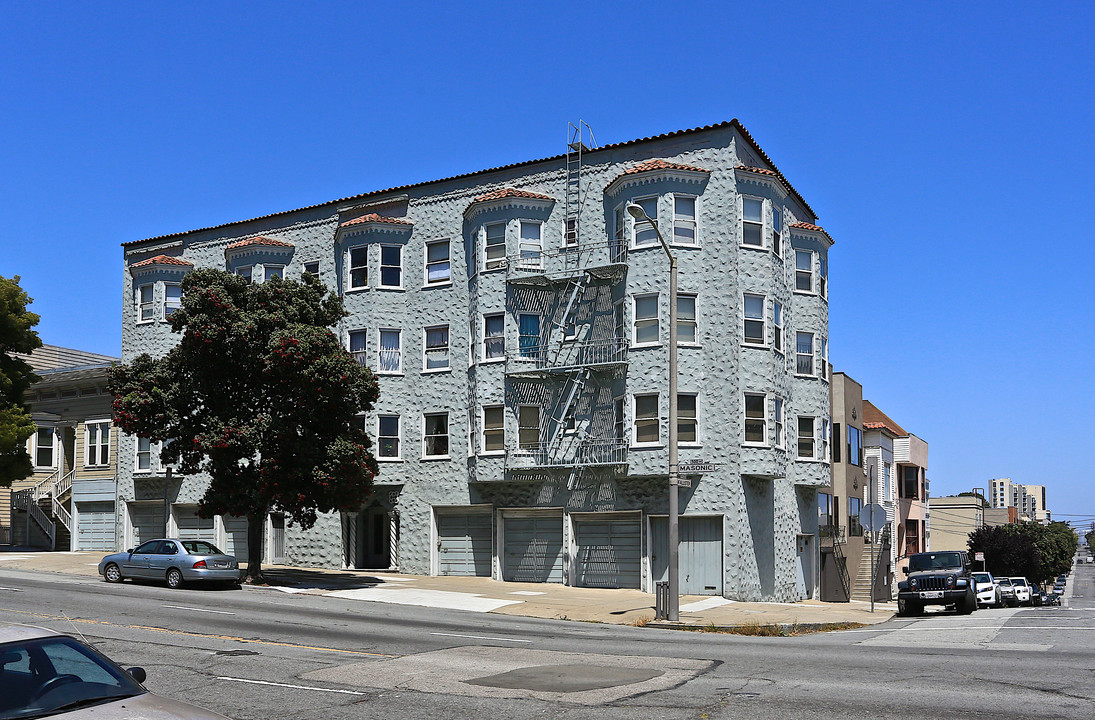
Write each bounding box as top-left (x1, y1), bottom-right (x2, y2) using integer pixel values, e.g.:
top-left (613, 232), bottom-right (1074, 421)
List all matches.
top-left (897, 550), bottom-right (977, 616)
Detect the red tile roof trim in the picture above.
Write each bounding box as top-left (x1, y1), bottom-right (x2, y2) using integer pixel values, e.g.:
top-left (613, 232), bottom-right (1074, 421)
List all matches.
top-left (339, 212), bottom-right (413, 228)
top-left (620, 158), bottom-right (708, 176)
top-left (471, 188), bottom-right (554, 203)
top-left (225, 236), bottom-right (295, 251)
top-left (789, 221), bottom-right (834, 244)
top-left (735, 165), bottom-right (779, 177)
top-left (130, 254), bottom-right (194, 268)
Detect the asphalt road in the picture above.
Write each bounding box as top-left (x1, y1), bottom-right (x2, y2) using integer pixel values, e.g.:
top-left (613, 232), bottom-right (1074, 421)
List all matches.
top-left (1, 563), bottom-right (1092, 719)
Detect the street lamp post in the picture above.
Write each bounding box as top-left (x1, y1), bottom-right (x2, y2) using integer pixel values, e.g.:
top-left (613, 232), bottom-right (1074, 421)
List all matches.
top-left (627, 202), bottom-right (679, 622)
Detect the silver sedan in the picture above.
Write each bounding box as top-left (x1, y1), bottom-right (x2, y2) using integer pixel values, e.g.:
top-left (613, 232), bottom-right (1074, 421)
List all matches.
top-left (98, 538), bottom-right (241, 589)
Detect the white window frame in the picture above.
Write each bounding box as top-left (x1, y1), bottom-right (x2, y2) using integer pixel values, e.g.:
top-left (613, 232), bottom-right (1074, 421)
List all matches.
top-left (632, 293), bottom-right (659, 347)
top-left (517, 405), bottom-right (541, 453)
top-left (377, 414), bottom-right (401, 461)
top-left (422, 412), bottom-right (450, 459)
top-left (821, 337), bottom-right (829, 381)
top-left (564, 217), bottom-right (578, 248)
top-left (302, 261), bottom-right (321, 279)
top-left (482, 313), bottom-right (505, 362)
top-left (263, 264), bottom-right (284, 282)
top-left (631, 195), bottom-right (659, 248)
top-left (742, 196), bottom-right (764, 248)
top-left (236, 266), bottom-right (253, 284)
top-left (743, 293), bottom-right (766, 347)
top-left (423, 324), bottom-right (450, 372)
top-left (347, 245), bottom-right (369, 291)
top-left (135, 436), bottom-right (152, 473)
top-left (379, 244), bottom-right (403, 289)
top-left (32, 427), bottom-right (57, 469)
top-left (484, 221), bottom-right (506, 271)
top-left (424, 239), bottom-right (451, 286)
top-left (348, 329), bottom-right (367, 367)
top-left (518, 220), bottom-right (543, 269)
top-left (672, 194), bottom-right (698, 247)
top-left (633, 392), bottom-right (660, 447)
top-left (797, 416), bottom-right (816, 460)
top-left (518, 313), bottom-right (541, 359)
top-left (377, 328), bottom-right (402, 374)
top-left (795, 250), bottom-right (814, 294)
top-left (744, 392), bottom-right (767, 446)
top-left (84, 420), bottom-right (111, 468)
top-left (796, 331), bottom-right (815, 377)
top-left (163, 283), bottom-right (182, 321)
top-left (819, 255), bottom-right (828, 299)
top-left (771, 205), bottom-right (782, 256)
top-left (773, 397), bottom-right (785, 449)
top-left (773, 301), bottom-right (784, 353)
top-left (136, 284), bottom-right (155, 324)
top-left (678, 392), bottom-right (699, 446)
top-left (481, 405), bottom-right (504, 455)
top-left (676, 293), bottom-right (698, 346)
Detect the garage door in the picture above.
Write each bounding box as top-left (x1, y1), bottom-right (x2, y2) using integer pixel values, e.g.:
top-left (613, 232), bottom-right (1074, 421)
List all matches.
top-left (223, 515), bottom-right (249, 562)
top-left (437, 511), bottom-right (492, 576)
top-left (76, 502), bottom-right (115, 551)
top-left (503, 513), bottom-right (563, 583)
top-left (129, 503), bottom-right (163, 547)
top-left (174, 505), bottom-right (216, 544)
top-left (575, 517), bottom-right (641, 589)
top-left (651, 515), bottom-right (723, 595)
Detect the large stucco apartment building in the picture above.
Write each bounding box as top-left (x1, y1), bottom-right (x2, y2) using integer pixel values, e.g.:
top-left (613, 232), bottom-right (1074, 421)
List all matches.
top-left (117, 120), bottom-right (834, 601)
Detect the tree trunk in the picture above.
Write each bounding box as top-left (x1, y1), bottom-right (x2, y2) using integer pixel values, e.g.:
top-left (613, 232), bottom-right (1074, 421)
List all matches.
top-left (244, 511), bottom-right (266, 584)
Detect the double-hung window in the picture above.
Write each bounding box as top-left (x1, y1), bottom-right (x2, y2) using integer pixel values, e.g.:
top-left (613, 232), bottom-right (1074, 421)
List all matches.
top-left (773, 398), bottom-right (785, 448)
top-left (379, 245), bottom-right (402, 289)
top-left (771, 206), bottom-right (782, 255)
top-left (303, 261), bottom-right (321, 279)
top-left (773, 301), bottom-right (784, 353)
top-left (484, 222), bottom-right (506, 270)
top-left (518, 313), bottom-right (541, 359)
top-left (743, 294), bottom-right (766, 346)
top-left (518, 405), bottom-right (541, 452)
top-left (236, 266), bottom-right (253, 284)
top-left (633, 393), bottom-right (660, 445)
top-left (744, 393), bottom-right (766, 445)
top-left (137, 285), bottom-right (154, 323)
top-left (677, 294), bottom-right (697, 345)
top-left (425, 239), bottom-right (450, 285)
top-left (349, 330), bottom-right (367, 366)
top-left (377, 415), bottom-right (401, 459)
top-left (349, 246), bottom-right (368, 290)
top-left (423, 413), bottom-right (449, 458)
top-left (163, 284), bottom-right (182, 320)
top-left (820, 337), bottom-right (829, 380)
top-left (135, 437), bottom-right (152, 472)
top-left (633, 293), bottom-right (659, 346)
top-left (849, 497), bottom-right (863, 536)
top-left (632, 196), bottom-right (658, 247)
top-left (847, 425), bottom-right (862, 466)
top-left (678, 393), bottom-right (698, 444)
top-left (819, 256), bottom-right (828, 298)
top-left (673, 195), bottom-right (697, 245)
top-left (742, 197), bottom-right (763, 247)
top-left (796, 332), bottom-right (815, 376)
top-left (518, 221), bottom-right (542, 268)
top-left (482, 405), bottom-right (504, 453)
top-left (795, 250), bottom-right (814, 292)
top-left (264, 265), bottom-right (284, 281)
top-left (797, 417), bottom-right (816, 459)
top-left (483, 313), bottom-right (504, 360)
top-left (424, 325), bottom-right (450, 371)
top-left (378, 329), bottom-right (401, 374)
top-left (34, 428), bottom-right (56, 468)
top-left (85, 421), bottom-right (110, 467)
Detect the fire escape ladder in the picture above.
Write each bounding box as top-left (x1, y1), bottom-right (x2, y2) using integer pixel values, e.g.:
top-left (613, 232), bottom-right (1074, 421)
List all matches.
top-left (547, 368), bottom-right (588, 456)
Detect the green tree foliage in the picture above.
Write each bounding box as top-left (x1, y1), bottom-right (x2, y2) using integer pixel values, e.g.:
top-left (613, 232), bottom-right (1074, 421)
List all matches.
top-left (109, 269), bottom-right (379, 583)
top-left (0, 276), bottom-right (42, 487)
top-left (968, 521), bottom-right (1078, 585)
top-left (1086, 529), bottom-right (1095, 550)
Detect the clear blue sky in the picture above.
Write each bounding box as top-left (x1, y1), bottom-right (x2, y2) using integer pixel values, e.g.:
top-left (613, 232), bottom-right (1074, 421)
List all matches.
top-left (2, 2), bottom-right (1092, 528)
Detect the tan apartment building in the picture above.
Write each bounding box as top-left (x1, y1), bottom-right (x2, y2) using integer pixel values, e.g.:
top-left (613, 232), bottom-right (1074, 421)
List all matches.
top-left (928, 495), bottom-right (986, 552)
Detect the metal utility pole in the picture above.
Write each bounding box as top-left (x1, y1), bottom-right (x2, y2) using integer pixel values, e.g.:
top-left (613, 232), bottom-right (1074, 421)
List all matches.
top-left (163, 467), bottom-right (172, 537)
top-left (627, 202), bottom-right (678, 622)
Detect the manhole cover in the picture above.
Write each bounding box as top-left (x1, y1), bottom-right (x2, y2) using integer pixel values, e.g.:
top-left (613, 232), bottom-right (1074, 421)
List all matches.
top-left (216, 649), bottom-right (260, 656)
top-left (465, 664), bottom-right (662, 693)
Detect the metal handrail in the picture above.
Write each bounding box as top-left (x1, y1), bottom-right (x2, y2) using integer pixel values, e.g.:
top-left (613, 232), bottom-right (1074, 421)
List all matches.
top-left (509, 337), bottom-right (628, 372)
top-left (29, 470), bottom-right (59, 502)
top-left (53, 500), bottom-right (71, 532)
top-left (13, 489), bottom-right (56, 548)
top-left (507, 438), bottom-right (628, 468)
top-left (53, 469), bottom-right (74, 499)
top-left (506, 239), bottom-right (628, 281)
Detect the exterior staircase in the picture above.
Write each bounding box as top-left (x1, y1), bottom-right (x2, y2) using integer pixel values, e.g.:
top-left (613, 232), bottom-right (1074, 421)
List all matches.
top-left (11, 469), bottom-right (74, 550)
top-left (851, 528), bottom-right (892, 602)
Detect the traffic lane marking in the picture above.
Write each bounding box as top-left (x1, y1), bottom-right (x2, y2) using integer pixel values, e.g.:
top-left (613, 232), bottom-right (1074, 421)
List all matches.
top-left (217, 677), bottom-right (368, 695)
top-left (0, 606), bottom-right (395, 657)
top-left (430, 632), bottom-right (531, 643)
top-left (162, 605), bottom-right (236, 615)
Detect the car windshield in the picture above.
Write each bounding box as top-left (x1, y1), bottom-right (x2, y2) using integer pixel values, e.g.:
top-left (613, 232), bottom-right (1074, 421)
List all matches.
top-left (1011, 579), bottom-right (1028, 587)
top-left (907, 553), bottom-right (963, 572)
top-left (181, 541), bottom-right (223, 556)
top-left (972, 573), bottom-right (991, 583)
top-left (0, 635), bottom-right (145, 719)
top-left (999, 578), bottom-right (1013, 587)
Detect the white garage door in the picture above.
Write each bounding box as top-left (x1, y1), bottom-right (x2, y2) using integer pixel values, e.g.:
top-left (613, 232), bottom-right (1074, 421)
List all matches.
top-left (76, 502), bottom-right (115, 551)
top-left (129, 503), bottom-right (163, 547)
top-left (224, 515), bottom-right (249, 562)
top-left (575, 517), bottom-right (642, 589)
top-left (174, 505), bottom-right (216, 544)
top-left (436, 511), bottom-right (492, 576)
top-left (503, 513), bottom-right (564, 583)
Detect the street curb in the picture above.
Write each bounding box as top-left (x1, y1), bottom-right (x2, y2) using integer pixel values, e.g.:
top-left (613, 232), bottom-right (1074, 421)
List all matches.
top-left (644, 618), bottom-right (892, 633)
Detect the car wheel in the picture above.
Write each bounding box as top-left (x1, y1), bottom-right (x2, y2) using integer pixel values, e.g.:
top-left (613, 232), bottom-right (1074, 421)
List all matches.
top-left (166, 568), bottom-right (184, 589)
top-left (958, 590), bottom-right (976, 615)
top-left (104, 563), bottom-right (123, 583)
top-left (898, 599), bottom-right (920, 617)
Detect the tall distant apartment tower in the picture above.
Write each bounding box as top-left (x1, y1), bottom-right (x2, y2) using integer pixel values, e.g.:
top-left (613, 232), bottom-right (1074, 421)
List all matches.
top-left (989, 478), bottom-right (1048, 522)
top-left (117, 120), bottom-right (834, 602)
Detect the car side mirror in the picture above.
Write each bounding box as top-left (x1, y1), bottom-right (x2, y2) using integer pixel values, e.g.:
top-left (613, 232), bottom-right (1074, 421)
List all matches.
top-left (902, 567), bottom-right (909, 576)
top-left (127, 667), bottom-right (147, 684)
top-left (126, 548), bottom-right (134, 554)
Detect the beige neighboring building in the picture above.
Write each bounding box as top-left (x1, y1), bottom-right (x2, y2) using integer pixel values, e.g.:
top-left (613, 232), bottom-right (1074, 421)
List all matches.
top-left (2, 345), bottom-right (119, 550)
top-left (928, 495), bottom-right (985, 552)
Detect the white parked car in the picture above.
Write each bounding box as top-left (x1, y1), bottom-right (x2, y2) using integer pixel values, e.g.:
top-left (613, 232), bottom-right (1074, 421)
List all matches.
top-left (972, 572), bottom-right (1001, 607)
top-left (1009, 577), bottom-right (1032, 606)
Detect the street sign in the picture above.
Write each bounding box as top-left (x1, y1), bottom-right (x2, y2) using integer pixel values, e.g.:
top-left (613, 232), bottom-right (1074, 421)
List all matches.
top-left (975, 552), bottom-right (985, 562)
top-left (860, 503), bottom-right (887, 532)
top-left (673, 477), bottom-right (692, 488)
top-left (675, 461), bottom-right (719, 474)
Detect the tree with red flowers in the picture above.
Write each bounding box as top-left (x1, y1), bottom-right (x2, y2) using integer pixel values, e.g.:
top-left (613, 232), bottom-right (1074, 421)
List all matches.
top-left (109, 269), bottom-right (378, 584)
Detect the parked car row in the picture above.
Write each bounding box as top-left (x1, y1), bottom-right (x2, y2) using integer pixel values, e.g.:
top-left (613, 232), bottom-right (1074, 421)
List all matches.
top-left (98, 538), bottom-right (241, 589)
top-left (970, 571), bottom-right (1067, 608)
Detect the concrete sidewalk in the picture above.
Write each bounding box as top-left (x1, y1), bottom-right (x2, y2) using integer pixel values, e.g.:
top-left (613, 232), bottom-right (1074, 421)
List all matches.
top-left (0, 547), bottom-right (895, 630)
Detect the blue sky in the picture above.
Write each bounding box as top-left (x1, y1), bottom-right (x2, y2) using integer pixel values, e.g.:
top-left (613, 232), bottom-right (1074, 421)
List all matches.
top-left (2, 2), bottom-right (1092, 527)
